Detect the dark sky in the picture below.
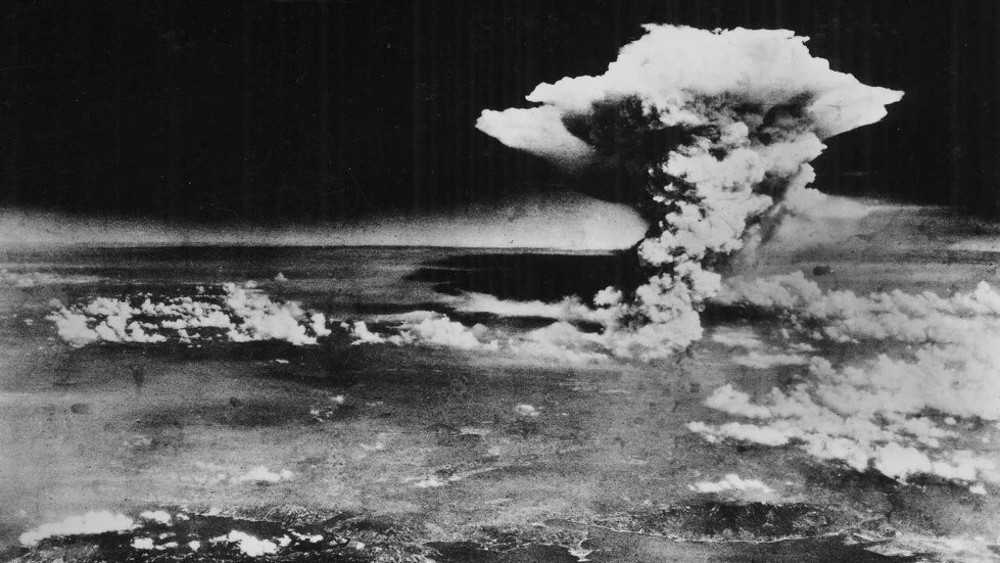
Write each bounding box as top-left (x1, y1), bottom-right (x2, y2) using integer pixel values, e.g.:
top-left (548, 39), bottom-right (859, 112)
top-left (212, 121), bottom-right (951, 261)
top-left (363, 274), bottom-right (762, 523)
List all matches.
top-left (2, 0), bottom-right (999, 222)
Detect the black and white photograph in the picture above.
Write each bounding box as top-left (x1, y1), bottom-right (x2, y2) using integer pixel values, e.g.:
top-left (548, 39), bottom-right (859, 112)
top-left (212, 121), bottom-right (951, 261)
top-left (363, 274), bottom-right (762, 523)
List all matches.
top-left (2, 2), bottom-right (1000, 561)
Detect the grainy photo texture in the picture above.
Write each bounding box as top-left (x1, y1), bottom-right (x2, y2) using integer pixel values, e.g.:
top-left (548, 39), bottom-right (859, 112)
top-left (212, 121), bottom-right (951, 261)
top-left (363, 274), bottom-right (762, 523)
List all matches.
top-left (2, 2), bottom-right (1000, 562)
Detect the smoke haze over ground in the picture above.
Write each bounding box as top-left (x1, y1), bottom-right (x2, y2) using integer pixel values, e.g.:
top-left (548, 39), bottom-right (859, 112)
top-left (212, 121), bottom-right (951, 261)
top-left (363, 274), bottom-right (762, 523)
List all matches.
top-left (0, 192), bottom-right (646, 251)
top-left (8, 14), bottom-right (1000, 563)
top-left (341, 25), bottom-right (1000, 494)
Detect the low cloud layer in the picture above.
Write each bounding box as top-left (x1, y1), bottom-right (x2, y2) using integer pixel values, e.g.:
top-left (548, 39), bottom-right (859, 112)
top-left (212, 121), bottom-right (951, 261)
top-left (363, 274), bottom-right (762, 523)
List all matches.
top-left (20, 511), bottom-right (136, 547)
top-left (0, 191), bottom-right (646, 251)
top-left (691, 274), bottom-right (1000, 486)
top-left (688, 473), bottom-right (774, 495)
top-left (344, 312), bottom-right (610, 365)
top-left (20, 509), bottom-right (330, 558)
top-left (47, 284), bottom-right (332, 347)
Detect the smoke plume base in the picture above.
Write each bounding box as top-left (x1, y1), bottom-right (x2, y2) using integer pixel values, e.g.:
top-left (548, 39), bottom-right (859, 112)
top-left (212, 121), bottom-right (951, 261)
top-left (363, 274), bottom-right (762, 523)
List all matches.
top-left (348, 270), bottom-right (1000, 486)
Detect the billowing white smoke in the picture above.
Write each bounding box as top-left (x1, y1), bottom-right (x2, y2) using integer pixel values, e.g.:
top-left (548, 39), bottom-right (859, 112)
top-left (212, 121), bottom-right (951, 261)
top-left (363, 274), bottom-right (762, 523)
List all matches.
top-left (477, 25), bottom-right (902, 359)
top-left (691, 274), bottom-right (1000, 486)
top-left (716, 272), bottom-right (1000, 345)
top-left (47, 284), bottom-right (332, 347)
top-left (344, 311), bottom-right (610, 364)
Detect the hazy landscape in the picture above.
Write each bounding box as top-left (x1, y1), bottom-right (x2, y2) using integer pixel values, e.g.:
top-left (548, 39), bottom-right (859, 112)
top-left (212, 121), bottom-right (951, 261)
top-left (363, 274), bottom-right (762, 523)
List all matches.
top-left (1, 205), bottom-right (998, 562)
top-left (4, 7), bottom-right (1000, 562)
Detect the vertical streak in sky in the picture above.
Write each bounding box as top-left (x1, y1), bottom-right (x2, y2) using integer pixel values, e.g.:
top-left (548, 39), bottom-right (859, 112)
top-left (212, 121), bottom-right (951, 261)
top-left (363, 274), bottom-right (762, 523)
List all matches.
top-left (336, 1), bottom-right (347, 217)
top-left (273, 4), bottom-right (286, 219)
top-left (995, 3), bottom-right (1000, 213)
top-left (112, 2), bottom-right (124, 211)
top-left (948, 1), bottom-right (965, 209)
top-left (412, 0), bottom-right (423, 213)
top-left (6, 0), bottom-right (19, 206)
top-left (242, 1), bottom-right (253, 220)
top-left (982, 2), bottom-right (1000, 215)
top-left (167, 6), bottom-right (180, 218)
top-left (318, 1), bottom-right (330, 219)
top-left (428, 0), bottom-right (438, 210)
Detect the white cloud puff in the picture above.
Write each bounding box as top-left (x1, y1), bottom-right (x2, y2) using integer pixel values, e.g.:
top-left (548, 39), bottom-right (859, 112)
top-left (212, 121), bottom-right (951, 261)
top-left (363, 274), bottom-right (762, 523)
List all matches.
top-left (693, 275), bottom-right (1000, 485)
top-left (346, 312), bottom-right (612, 364)
top-left (131, 537), bottom-right (155, 550)
top-left (230, 466), bottom-right (294, 484)
top-left (732, 351), bottom-right (809, 369)
top-left (214, 531), bottom-right (279, 557)
top-left (20, 511), bottom-right (136, 546)
top-left (47, 284), bottom-right (333, 347)
top-left (710, 328), bottom-right (764, 349)
top-left (689, 473), bottom-right (774, 494)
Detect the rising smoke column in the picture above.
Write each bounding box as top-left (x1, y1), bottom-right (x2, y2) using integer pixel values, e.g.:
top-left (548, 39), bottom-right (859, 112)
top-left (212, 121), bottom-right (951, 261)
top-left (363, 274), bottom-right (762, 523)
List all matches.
top-left (477, 26), bottom-right (902, 359)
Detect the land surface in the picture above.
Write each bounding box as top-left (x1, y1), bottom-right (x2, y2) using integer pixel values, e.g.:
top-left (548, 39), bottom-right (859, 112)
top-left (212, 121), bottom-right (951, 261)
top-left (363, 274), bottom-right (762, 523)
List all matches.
top-left (2, 207), bottom-right (999, 562)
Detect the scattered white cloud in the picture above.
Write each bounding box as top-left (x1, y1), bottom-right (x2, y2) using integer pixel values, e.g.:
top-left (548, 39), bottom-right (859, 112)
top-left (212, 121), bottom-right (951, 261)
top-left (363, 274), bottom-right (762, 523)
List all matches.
top-left (694, 273), bottom-right (1000, 484)
top-left (870, 533), bottom-right (1000, 563)
top-left (716, 272), bottom-right (1000, 345)
top-left (412, 476), bottom-right (449, 489)
top-left (289, 531), bottom-right (324, 543)
top-left (47, 283), bottom-right (333, 347)
top-left (693, 353), bottom-right (999, 484)
top-left (732, 351), bottom-right (809, 369)
top-left (704, 385), bottom-right (771, 419)
top-left (401, 314), bottom-right (499, 351)
top-left (132, 537), bottom-right (155, 550)
top-left (230, 466), bottom-right (294, 484)
top-left (47, 308), bottom-right (100, 348)
top-left (343, 321), bottom-right (392, 345)
top-left (216, 531), bottom-right (279, 557)
top-left (710, 328), bottom-right (764, 349)
top-left (689, 473), bottom-right (774, 494)
top-left (347, 312), bottom-right (612, 363)
top-left (687, 420), bottom-right (791, 447)
top-left (514, 404), bottom-right (540, 417)
top-left (444, 292), bottom-right (613, 325)
top-left (20, 511), bottom-right (136, 547)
